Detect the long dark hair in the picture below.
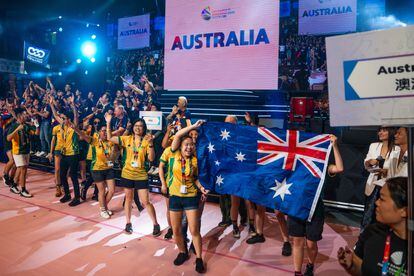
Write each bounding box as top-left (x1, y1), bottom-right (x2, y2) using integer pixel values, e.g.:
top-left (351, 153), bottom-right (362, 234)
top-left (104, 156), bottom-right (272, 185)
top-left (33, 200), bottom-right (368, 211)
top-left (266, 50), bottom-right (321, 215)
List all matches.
top-left (378, 126), bottom-right (397, 158)
top-left (131, 118), bottom-right (147, 137)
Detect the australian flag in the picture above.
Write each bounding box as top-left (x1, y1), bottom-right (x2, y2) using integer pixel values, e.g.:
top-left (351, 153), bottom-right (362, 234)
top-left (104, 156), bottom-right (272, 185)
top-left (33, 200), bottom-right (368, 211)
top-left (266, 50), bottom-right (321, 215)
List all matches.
top-left (197, 122), bottom-right (332, 221)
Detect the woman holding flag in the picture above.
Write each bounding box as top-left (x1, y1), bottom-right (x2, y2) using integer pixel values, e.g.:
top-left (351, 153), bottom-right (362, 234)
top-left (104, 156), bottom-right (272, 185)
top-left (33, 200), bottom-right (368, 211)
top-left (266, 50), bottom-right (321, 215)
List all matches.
top-left (289, 134), bottom-right (343, 276)
top-left (160, 120), bottom-right (208, 273)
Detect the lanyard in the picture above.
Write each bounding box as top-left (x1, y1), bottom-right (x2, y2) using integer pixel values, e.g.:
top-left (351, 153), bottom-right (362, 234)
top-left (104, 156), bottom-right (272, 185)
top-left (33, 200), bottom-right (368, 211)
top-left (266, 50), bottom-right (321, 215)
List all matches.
top-left (382, 232), bottom-right (405, 276)
top-left (100, 140), bottom-right (110, 158)
top-left (381, 234), bottom-right (391, 275)
top-left (132, 136), bottom-right (142, 160)
top-left (61, 124), bottom-right (69, 141)
top-left (180, 156), bottom-right (193, 184)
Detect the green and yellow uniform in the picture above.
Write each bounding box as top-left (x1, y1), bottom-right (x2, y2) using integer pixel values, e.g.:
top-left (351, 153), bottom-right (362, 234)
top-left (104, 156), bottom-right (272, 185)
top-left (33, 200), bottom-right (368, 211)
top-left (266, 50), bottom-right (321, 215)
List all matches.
top-left (8, 123), bottom-right (36, 155)
top-left (90, 136), bottom-right (114, 171)
top-left (160, 147), bottom-right (173, 183)
top-left (118, 135), bottom-right (151, 181)
top-left (52, 124), bottom-right (63, 153)
top-left (60, 125), bottom-right (79, 156)
top-left (167, 150), bottom-right (198, 197)
top-left (87, 132), bottom-right (99, 161)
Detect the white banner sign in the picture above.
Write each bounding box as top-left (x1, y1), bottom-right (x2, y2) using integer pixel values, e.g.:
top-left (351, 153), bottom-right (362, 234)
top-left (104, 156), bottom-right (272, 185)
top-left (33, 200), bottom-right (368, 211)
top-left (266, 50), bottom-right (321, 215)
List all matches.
top-left (140, 111), bottom-right (163, 131)
top-left (118, 14), bottom-right (150, 50)
top-left (299, 0), bottom-right (357, 35)
top-left (326, 26), bottom-right (414, 126)
top-left (164, 0), bottom-right (279, 90)
top-left (344, 55), bottom-right (414, 100)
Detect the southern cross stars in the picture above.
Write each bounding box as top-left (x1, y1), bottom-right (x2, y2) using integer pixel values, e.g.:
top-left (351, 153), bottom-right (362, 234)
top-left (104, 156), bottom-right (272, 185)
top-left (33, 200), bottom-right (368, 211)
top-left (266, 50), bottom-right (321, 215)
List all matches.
top-left (235, 152), bottom-right (246, 162)
top-left (216, 175), bottom-right (224, 186)
top-left (208, 142), bottom-right (215, 153)
top-left (270, 178), bottom-right (292, 201)
top-left (220, 129), bottom-right (231, 140)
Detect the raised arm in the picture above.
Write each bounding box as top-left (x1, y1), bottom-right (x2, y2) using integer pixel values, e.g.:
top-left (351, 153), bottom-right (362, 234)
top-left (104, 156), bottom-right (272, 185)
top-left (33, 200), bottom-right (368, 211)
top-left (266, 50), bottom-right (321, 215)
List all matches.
top-left (7, 124), bottom-right (24, 142)
top-left (34, 83), bottom-right (46, 95)
top-left (142, 75), bottom-right (156, 94)
top-left (49, 97), bottom-right (64, 125)
top-left (68, 95), bottom-right (78, 127)
top-left (46, 77), bottom-right (56, 93)
top-left (71, 124), bottom-right (92, 144)
top-left (166, 105), bottom-right (178, 121)
top-left (105, 113), bottom-right (119, 144)
top-left (328, 135), bottom-right (344, 175)
top-left (121, 76), bottom-right (143, 95)
top-left (144, 134), bottom-right (155, 162)
top-left (171, 120), bottom-right (203, 152)
top-left (161, 123), bottom-right (173, 149)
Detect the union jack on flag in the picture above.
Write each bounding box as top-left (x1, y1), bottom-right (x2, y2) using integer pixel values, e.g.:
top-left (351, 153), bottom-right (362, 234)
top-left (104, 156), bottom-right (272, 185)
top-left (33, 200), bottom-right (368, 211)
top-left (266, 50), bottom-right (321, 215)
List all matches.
top-left (257, 127), bottom-right (331, 178)
top-left (197, 122), bottom-right (333, 221)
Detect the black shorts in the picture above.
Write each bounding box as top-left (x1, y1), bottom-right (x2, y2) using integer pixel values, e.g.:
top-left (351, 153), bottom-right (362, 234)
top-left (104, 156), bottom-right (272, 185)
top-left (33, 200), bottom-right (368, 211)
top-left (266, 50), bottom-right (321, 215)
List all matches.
top-left (78, 150), bottom-right (88, 161)
top-left (169, 195), bottom-right (199, 211)
top-left (117, 177), bottom-right (148, 190)
top-left (91, 169), bottom-right (115, 182)
top-left (287, 204), bottom-right (325, 242)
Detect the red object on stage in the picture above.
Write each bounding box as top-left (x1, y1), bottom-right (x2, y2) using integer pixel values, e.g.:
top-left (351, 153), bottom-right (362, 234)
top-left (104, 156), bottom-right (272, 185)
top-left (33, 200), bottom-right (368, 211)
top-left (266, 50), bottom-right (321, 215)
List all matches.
top-left (289, 97), bottom-right (314, 123)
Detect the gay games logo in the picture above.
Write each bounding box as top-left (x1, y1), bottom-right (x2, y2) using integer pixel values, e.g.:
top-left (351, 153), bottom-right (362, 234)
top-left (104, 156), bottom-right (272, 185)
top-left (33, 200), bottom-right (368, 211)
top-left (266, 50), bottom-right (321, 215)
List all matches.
top-left (201, 6), bottom-right (212, 20)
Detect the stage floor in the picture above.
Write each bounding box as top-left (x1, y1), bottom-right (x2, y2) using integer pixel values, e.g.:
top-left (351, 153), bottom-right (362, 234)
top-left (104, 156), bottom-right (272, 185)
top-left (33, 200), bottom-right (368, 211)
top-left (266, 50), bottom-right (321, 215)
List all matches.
top-left (0, 165), bottom-right (357, 275)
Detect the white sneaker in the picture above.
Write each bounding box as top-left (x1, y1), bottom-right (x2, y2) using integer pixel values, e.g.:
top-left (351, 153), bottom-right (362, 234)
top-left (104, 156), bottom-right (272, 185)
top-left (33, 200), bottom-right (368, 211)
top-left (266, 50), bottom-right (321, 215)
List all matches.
top-left (39, 151), bottom-right (47, 157)
top-left (35, 151), bottom-right (42, 157)
top-left (20, 189), bottom-right (33, 198)
top-left (151, 167), bottom-right (159, 175)
top-left (100, 210), bottom-right (110, 219)
top-left (107, 210), bottom-right (113, 216)
top-left (10, 185), bottom-right (21, 194)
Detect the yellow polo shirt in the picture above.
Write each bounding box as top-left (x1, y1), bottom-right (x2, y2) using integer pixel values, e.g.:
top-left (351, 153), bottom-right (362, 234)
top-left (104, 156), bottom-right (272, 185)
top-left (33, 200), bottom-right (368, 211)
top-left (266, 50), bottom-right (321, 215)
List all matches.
top-left (90, 136), bottom-right (114, 171)
top-left (118, 135), bottom-right (150, 181)
top-left (167, 150), bottom-right (198, 197)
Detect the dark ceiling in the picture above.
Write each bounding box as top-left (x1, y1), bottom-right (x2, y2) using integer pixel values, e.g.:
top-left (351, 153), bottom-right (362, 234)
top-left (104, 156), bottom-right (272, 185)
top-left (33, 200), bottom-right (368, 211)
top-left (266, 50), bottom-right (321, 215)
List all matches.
top-left (1, 0), bottom-right (164, 22)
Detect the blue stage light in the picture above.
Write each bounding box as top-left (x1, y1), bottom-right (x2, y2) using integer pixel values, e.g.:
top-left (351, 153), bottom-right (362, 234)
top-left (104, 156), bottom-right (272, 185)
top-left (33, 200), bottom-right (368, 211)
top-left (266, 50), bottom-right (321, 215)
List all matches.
top-left (91, 34), bottom-right (96, 40)
top-left (76, 58), bottom-right (82, 64)
top-left (81, 41), bottom-right (96, 58)
top-left (90, 57), bottom-right (96, 63)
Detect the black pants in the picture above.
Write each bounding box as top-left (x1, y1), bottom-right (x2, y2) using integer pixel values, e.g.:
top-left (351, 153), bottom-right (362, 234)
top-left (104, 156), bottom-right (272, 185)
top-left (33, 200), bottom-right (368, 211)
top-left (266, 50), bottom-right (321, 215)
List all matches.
top-left (60, 154), bottom-right (80, 198)
top-left (219, 194), bottom-right (247, 223)
top-left (360, 185), bottom-right (381, 233)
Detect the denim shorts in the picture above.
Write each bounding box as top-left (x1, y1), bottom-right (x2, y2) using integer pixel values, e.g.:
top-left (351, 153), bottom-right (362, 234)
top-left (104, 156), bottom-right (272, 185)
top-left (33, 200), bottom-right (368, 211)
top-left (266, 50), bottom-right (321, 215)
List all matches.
top-left (169, 195), bottom-right (199, 211)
